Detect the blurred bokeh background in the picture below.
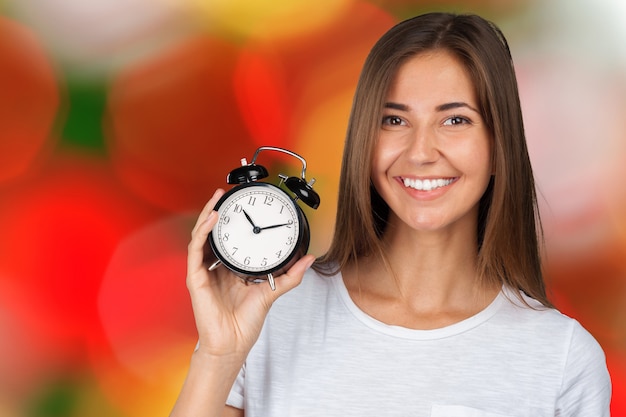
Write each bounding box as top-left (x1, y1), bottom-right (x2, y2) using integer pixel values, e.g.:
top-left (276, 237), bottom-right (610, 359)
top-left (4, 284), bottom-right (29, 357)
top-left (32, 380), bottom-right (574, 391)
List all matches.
top-left (0, 0), bottom-right (624, 415)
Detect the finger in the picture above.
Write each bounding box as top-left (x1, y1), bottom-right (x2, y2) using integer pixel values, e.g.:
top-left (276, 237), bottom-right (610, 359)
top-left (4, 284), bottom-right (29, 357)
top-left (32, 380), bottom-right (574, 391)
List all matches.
top-left (188, 189), bottom-right (225, 270)
top-left (187, 209), bottom-right (219, 272)
top-left (191, 188), bottom-right (225, 236)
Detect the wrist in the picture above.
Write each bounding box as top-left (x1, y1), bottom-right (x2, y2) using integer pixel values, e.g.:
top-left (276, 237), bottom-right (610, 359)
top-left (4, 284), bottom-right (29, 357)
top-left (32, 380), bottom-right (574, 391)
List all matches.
top-left (191, 344), bottom-right (246, 374)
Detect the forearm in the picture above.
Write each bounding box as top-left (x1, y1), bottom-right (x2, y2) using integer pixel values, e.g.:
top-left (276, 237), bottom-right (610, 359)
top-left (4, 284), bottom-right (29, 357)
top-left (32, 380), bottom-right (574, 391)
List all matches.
top-left (170, 348), bottom-right (244, 417)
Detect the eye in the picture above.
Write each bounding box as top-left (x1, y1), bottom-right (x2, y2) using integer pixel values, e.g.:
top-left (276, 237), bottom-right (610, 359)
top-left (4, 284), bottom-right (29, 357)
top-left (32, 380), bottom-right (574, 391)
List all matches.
top-left (381, 115), bottom-right (406, 126)
top-left (443, 115), bottom-right (471, 126)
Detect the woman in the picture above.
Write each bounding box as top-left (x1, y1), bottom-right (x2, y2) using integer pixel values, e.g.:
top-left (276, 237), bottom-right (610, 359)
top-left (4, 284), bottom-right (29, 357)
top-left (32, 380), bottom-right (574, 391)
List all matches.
top-left (171, 12), bottom-right (611, 417)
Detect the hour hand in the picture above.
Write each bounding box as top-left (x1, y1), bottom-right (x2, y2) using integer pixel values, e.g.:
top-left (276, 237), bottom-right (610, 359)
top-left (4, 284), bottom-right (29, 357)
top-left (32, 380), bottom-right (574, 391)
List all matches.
top-left (242, 209), bottom-right (257, 227)
top-left (242, 209), bottom-right (262, 234)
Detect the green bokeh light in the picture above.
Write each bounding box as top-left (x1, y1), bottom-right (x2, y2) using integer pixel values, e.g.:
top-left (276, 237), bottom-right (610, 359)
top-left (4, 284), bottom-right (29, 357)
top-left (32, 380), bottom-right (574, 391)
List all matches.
top-left (59, 75), bottom-right (108, 152)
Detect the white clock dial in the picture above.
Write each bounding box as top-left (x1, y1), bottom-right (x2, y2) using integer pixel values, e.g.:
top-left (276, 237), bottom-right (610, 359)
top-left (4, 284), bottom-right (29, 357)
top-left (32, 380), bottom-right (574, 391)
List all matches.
top-left (211, 184), bottom-right (301, 275)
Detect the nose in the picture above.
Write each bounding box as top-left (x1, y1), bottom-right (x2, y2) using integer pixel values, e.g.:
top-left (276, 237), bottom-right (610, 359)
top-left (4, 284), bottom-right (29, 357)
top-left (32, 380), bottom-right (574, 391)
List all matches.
top-left (405, 125), bottom-right (440, 165)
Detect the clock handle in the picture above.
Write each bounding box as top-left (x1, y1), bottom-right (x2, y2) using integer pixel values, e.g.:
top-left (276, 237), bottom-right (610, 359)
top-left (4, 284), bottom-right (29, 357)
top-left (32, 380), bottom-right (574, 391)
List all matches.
top-left (250, 146), bottom-right (309, 179)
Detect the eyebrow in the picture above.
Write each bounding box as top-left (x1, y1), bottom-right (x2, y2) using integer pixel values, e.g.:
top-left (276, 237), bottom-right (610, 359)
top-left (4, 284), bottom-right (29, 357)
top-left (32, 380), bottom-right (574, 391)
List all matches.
top-left (436, 102), bottom-right (479, 113)
top-left (384, 101), bottom-right (480, 113)
top-left (384, 102), bottom-right (409, 111)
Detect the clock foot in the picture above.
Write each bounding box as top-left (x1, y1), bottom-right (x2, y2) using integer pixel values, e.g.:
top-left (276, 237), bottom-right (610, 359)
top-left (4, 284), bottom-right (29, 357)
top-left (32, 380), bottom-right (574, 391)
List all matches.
top-left (267, 273), bottom-right (276, 291)
top-left (207, 260), bottom-right (222, 271)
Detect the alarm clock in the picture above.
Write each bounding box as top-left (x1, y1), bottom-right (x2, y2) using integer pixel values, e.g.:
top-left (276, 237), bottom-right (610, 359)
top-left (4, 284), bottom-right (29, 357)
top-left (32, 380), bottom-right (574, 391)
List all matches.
top-left (206, 146), bottom-right (320, 290)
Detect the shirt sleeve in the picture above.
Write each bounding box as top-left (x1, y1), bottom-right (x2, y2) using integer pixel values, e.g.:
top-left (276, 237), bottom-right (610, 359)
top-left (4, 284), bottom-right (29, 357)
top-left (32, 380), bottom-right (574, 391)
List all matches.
top-left (556, 321), bottom-right (611, 416)
top-left (225, 363), bottom-right (245, 410)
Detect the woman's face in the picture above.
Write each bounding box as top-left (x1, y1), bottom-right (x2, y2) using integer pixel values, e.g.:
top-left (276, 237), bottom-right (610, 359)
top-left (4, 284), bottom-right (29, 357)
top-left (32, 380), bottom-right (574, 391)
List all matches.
top-left (371, 50), bottom-right (492, 237)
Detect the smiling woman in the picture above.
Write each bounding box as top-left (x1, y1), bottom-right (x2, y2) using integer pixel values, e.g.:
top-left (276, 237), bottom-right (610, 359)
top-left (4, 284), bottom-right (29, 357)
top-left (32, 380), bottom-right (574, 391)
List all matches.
top-left (171, 12), bottom-right (611, 417)
top-left (0, 1), bottom-right (621, 416)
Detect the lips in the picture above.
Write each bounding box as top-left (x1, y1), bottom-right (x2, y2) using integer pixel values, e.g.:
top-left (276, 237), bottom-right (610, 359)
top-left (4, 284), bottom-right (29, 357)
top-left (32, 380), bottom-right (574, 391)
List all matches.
top-left (402, 177), bottom-right (455, 191)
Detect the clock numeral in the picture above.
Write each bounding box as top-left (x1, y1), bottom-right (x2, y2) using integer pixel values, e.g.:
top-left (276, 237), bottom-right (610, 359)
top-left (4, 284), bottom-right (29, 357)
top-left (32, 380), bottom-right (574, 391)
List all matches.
top-left (223, 233), bottom-right (230, 242)
top-left (222, 215), bottom-right (230, 225)
top-left (247, 196), bottom-right (257, 206)
top-left (264, 196), bottom-right (274, 205)
top-left (261, 257), bottom-right (268, 267)
top-left (279, 205), bottom-right (284, 214)
top-left (233, 204), bottom-right (243, 213)
top-left (244, 256), bottom-right (251, 265)
top-left (275, 250), bottom-right (282, 259)
top-left (231, 247), bottom-right (238, 255)
top-left (286, 220), bottom-right (293, 228)
top-left (286, 236), bottom-right (293, 245)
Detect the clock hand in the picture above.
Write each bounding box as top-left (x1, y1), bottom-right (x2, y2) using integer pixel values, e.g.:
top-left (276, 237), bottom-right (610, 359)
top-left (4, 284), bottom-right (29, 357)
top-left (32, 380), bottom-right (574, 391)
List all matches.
top-left (259, 222), bottom-right (292, 231)
top-left (242, 209), bottom-right (261, 234)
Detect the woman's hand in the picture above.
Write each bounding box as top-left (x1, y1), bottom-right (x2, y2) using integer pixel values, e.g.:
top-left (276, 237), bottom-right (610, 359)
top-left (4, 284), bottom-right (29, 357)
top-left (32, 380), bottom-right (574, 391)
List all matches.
top-left (186, 189), bottom-right (315, 361)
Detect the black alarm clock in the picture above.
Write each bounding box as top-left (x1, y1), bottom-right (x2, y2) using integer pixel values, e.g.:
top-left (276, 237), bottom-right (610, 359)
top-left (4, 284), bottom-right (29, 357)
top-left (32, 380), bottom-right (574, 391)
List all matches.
top-left (206, 146), bottom-right (320, 290)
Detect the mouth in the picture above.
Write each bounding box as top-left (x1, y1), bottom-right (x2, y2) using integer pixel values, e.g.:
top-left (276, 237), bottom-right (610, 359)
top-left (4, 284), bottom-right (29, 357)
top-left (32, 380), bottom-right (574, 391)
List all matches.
top-left (401, 177), bottom-right (455, 191)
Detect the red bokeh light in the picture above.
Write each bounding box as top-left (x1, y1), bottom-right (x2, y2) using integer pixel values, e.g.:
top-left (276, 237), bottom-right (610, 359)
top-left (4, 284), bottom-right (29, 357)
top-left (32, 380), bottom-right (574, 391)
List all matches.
top-left (97, 215), bottom-right (197, 380)
top-left (107, 35), bottom-right (257, 213)
top-left (234, 1), bottom-right (395, 150)
top-left (0, 17), bottom-right (59, 184)
top-left (93, 215), bottom-right (200, 414)
top-left (0, 152), bottom-right (160, 385)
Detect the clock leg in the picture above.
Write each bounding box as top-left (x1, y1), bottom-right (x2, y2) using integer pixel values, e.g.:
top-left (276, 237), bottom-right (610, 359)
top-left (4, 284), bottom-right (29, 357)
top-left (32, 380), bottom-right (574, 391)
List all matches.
top-left (267, 273), bottom-right (276, 291)
top-left (207, 259), bottom-right (222, 271)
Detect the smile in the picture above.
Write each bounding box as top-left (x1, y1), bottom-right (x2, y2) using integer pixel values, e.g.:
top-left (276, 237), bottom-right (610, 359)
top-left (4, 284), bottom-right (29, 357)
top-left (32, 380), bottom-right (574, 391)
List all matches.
top-left (402, 177), bottom-right (454, 191)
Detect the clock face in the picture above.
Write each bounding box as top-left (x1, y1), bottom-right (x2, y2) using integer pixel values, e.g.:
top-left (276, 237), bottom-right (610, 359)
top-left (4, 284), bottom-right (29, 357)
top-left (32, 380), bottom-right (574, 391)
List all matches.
top-left (209, 183), bottom-right (304, 276)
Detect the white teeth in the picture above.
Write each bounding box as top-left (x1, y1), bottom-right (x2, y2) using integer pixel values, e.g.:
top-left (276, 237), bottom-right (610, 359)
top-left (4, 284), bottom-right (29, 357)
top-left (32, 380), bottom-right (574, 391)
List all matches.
top-left (402, 177), bottom-right (453, 191)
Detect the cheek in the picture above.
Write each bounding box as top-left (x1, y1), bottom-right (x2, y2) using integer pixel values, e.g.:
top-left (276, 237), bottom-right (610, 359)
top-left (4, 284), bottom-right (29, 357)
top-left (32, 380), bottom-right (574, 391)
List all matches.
top-left (482, 144), bottom-right (494, 178)
top-left (473, 148), bottom-right (494, 195)
top-left (462, 138), bottom-right (493, 177)
top-left (370, 147), bottom-right (401, 207)
top-left (371, 138), bottom-right (400, 174)
top-left (370, 143), bottom-right (392, 188)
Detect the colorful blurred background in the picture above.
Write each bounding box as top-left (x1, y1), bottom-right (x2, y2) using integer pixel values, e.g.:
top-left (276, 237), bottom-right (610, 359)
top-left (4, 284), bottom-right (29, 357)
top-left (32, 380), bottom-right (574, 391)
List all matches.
top-left (0, 0), bottom-right (624, 415)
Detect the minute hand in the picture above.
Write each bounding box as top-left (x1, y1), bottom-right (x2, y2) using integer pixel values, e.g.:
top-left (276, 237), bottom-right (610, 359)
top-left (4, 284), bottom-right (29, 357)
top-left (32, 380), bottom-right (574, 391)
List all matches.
top-left (259, 222), bottom-right (292, 231)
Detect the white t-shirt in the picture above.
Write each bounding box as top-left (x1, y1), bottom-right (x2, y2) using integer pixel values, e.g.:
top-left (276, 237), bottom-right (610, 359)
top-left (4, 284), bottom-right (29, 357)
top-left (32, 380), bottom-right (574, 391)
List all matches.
top-left (226, 268), bottom-right (611, 416)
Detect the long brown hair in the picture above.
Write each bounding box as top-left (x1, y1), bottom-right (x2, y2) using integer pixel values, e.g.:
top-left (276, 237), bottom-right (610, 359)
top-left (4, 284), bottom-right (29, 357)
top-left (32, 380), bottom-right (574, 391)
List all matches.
top-left (316, 12), bottom-right (551, 307)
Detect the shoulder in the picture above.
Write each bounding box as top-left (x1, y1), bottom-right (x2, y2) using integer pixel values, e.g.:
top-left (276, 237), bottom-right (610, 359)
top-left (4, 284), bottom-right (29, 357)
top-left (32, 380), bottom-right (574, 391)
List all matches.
top-left (501, 287), bottom-right (611, 413)
top-left (557, 313), bottom-right (610, 392)
top-left (251, 267), bottom-right (348, 362)
top-left (495, 286), bottom-right (608, 372)
top-left (498, 286), bottom-right (583, 332)
top-left (557, 317), bottom-right (612, 414)
top-left (266, 266), bottom-right (341, 321)
top-left (277, 266), bottom-right (338, 303)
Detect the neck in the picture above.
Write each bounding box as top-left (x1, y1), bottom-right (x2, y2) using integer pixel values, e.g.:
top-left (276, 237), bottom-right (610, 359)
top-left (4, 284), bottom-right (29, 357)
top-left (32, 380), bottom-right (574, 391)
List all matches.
top-left (386, 216), bottom-right (481, 290)
top-left (342, 218), bottom-right (500, 329)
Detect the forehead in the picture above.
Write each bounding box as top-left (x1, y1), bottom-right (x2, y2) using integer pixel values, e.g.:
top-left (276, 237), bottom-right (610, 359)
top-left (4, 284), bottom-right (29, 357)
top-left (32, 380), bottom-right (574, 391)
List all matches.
top-left (386, 50), bottom-right (477, 105)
